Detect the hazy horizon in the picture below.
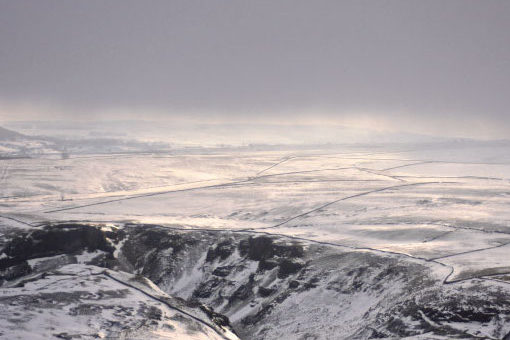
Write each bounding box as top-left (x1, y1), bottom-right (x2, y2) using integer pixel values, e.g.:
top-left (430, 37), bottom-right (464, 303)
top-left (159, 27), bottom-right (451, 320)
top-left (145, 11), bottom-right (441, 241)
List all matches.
top-left (1, 1), bottom-right (510, 139)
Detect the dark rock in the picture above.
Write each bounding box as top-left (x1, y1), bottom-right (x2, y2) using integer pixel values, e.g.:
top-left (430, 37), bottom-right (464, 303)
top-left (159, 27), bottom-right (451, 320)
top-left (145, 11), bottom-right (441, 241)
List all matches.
top-left (386, 317), bottom-right (417, 338)
top-left (103, 228), bottom-right (126, 243)
top-left (1, 224), bottom-right (115, 271)
top-left (298, 334), bottom-right (318, 340)
top-left (303, 276), bottom-right (320, 290)
top-left (258, 286), bottom-right (276, 297)
top-left (366, 328), bottom-right (388, 339)
top-left (0, 261), bottom-right (31, 281)
top-left (200, 304), bottom-right (234, 329)
top-left (120, 227), bottom-right (200, 281)
top-left (273, 243), bottom-right (304, 258)
top-left (278, 259), bottom-right (304, 278)
top-left (289, 280), bottom-right (300, 289)
top-left (258, 259), bottom-right (279, 271)
top-left (242, 303), bottom-right (275, 326)
top-left (140, 305), bottom-right (162, 321)
top-left (193, 278), bottom-right (223, 299)
top-left (87, 252), bottom-right (115, 267)
top-left (419, 305), bottom-right (495, 324)
top-left (138, 229), bottom-right (189, 253)
top-left (239, 236), bottom-right (274, 261)
top-left (212, 265), bottom-right (234, 277)
top-left (239, 237), bottom-right (304, 267)
top-left (69, 304), bottom-right (103, 316)
top-left (274, 291), bottom-right (291, 304)
top-left (206, 240), bottom-right (235, 262)
top-left (229, 282), bottom-right (254, 304)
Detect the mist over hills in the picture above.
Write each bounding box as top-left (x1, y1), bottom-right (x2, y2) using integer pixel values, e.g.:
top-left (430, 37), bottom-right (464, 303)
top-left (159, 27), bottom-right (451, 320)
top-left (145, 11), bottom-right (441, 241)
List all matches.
top-left (0, 126), bottom-right (25, 141)
top-left (3, 121), bottom-right (509, 161)
top-left (4, 120), bottom-right (470, 147)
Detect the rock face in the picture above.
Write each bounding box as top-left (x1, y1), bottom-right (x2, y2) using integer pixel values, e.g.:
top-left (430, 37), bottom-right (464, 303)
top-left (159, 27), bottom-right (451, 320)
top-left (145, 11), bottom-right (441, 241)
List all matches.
top-left (2, 223), bottom-right (510, 339)
top-left (0, 264), bottom-right (239, 340)
top-left (0, 224), bottom-right (239, 340)
top-left (0, 224), bottom-right (116, 284)
top-left (113, 225), bottom-right (510, 340)
top-left (1, 224), bottom-right (114, 261)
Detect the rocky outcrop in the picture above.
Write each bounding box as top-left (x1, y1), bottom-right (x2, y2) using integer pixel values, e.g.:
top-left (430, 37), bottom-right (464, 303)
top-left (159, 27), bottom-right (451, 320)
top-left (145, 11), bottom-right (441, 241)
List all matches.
top-left (2, 223), bottom-right (510, 339)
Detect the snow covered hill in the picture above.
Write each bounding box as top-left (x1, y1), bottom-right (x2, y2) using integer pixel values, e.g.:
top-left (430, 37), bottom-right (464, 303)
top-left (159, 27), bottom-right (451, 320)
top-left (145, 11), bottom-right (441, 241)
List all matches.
top-left (1, 223), bottom-right (510, 339)
top-left (0, 224), bottom-right (239, 340)
top-left (3, 132), bottom-right (510, 339)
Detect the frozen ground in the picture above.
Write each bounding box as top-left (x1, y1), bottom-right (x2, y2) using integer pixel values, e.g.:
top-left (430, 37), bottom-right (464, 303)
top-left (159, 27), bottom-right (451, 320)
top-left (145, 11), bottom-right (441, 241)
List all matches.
top-left (4, 223), bottom-right (510, 339)
top-left (0, 262), bottom-right (239, 340)
top-left (2, 140), bottom-right (510, 285)
top-left (3, 134), bottom-right (510, 339)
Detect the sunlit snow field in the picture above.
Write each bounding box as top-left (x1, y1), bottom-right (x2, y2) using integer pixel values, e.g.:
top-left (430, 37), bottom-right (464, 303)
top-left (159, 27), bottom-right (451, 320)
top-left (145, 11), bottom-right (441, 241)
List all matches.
top-left (2, 142), bottom-right (510, 283)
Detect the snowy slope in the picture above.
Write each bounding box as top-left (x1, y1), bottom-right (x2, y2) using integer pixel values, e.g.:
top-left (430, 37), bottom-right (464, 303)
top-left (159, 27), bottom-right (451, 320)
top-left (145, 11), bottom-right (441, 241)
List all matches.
top-left (2, 223), bottom-right (510, 339)
top-left (0, 224), bottom-right (239, 340)
top-left (3, 132), bottom-right (510, 339)
top-left (0, 264), bottom-right (238, 340)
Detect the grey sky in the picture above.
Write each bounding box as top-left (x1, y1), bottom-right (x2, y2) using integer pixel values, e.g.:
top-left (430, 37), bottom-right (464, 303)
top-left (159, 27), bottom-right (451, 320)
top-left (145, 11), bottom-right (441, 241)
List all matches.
top-left (0, 1), bottom-right (509, 138)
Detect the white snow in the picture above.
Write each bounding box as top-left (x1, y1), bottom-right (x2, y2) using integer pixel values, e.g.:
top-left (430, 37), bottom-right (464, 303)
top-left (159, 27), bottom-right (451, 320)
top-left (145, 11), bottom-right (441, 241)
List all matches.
top-left (0, 264), bottom-right (240, 340)
top-left (2, 142), bottom-right (510, 313)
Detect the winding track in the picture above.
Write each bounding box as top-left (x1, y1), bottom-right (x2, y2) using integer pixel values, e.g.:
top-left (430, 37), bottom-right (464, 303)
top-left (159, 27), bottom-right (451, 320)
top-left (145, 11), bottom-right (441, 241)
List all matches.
top-left (102, 271), bottom-right (235, 340)
top-left (247, 181), bottom-right (456, 231)
top-left (42, 165), bottom-right (383, 214)
top-left (381, 161), bottom-right (433, 171)
top-left (43, 179), bottom-right (252, 213)
top-left (255, 156), bottom-right (297, 176)
top-left (0, 214), bottom-right (35, 227)
top-left (430, 240), bottom-right (510, 261)
top-left (354, 166), bottom-right (406, 182)
top-left (24, 268), bottom-right (235, 340)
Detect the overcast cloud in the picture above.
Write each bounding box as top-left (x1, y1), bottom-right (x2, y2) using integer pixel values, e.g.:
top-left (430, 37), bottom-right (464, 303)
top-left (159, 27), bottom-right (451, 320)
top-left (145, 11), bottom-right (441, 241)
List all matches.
top-left (0, 0), bottom-right (509, 138)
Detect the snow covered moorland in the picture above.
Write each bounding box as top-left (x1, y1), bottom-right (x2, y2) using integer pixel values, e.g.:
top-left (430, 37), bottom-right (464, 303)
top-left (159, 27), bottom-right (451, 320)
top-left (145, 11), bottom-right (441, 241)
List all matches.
top-left (2, 126), bottom-right (510, 339)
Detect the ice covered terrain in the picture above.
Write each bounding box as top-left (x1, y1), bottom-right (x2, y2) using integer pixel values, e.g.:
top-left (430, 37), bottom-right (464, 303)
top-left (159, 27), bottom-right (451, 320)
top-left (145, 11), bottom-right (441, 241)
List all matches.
top-left (2, 125), bottom-right (510, 339)
top-left (0, 224), bottom-right (239, 340)
top-left (0, 263), bottom-right (238, 340)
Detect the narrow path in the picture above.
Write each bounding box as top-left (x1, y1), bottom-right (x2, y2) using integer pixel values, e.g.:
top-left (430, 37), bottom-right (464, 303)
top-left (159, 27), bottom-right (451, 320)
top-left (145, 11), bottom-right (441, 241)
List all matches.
top-left (43, 166), bottom-right (365, 214)
top-left (395, 175), bottom-right (508, 181)
top-left (381, 161), bottom-right (432, 171)
top-left (252, 179), bottom-right (385, 184)
top-left (430, 240), bottom-right (510, 261)
top-left (249, 181), bottom-right (452, 231)
top-left (422, 230), bottom-right (454, 243)
top-left (426, 222), bottom-right (510, 236)
top-left (0, 214), bottom-right (35, 228)
top-left (43, 179), bottom-right (252, 213)
top-left (354, 166), bottom-right (406, 182)
top-left (255, 156), bottom-right (296, 176)
top-left (252, 167), bottom-right (354, 180)
top-left (331, 156), bottom-right (510, 166)
top-left (102, 271), bottom-right (234, 340)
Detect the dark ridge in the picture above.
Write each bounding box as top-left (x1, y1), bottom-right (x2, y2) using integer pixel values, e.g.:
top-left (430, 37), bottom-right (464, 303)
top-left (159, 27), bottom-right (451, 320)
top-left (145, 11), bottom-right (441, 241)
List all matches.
top-left (0, 224), bottom-right (114, 272)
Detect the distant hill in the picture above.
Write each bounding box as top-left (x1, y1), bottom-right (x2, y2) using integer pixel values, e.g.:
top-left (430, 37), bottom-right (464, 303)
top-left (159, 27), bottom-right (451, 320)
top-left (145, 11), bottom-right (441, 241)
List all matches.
top-left (0, 126), bottom-right (25, 140)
